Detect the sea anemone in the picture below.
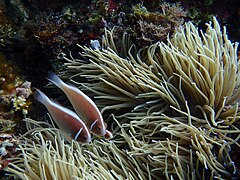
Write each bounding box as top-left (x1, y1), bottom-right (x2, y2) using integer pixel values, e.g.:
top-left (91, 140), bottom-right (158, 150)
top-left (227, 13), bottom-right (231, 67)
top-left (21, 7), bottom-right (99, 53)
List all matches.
top-left (5, 17), bottom-right (240, 179)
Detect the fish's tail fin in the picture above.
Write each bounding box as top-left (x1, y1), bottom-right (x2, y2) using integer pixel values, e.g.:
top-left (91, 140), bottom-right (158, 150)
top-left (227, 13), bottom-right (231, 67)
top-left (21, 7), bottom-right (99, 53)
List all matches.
top-left (47, 71), bottom-right (65, 88)
top-left (34, 89), bottom-right (51, 106)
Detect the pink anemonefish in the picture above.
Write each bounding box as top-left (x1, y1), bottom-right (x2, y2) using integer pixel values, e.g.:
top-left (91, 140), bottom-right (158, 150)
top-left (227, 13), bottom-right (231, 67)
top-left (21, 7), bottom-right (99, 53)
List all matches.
top-left (47, 72), bottom-right (109, 137)
top-left (34, 89), bottom-right (91, 143)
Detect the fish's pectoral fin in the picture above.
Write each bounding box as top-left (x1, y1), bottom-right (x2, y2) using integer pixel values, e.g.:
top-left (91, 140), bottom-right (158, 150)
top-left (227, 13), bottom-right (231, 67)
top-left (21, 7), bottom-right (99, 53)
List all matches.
top-left (74, 127), bottom-right (83, 141)
top-left (89, 119), bottom-right (98, 131)
top-left (61, 131), bottom-right (73, 143)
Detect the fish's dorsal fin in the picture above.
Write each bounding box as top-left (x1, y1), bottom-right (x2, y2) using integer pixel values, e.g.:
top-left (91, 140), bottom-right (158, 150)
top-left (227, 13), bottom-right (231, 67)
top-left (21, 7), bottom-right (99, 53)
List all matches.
top-left (49, 98), bottom-right (80, 121)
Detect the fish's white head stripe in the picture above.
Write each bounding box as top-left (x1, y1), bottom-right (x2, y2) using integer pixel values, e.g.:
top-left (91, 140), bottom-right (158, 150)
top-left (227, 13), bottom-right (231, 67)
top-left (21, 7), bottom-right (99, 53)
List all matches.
top-left (90, 119), bottom-right (98, 131)
top-left (74, 127), bottom-right (83, 141)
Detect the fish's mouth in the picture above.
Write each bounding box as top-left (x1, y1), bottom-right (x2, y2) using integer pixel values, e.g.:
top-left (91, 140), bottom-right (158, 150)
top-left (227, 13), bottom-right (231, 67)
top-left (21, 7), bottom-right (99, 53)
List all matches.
top-left (93, 128), bottom-right (107, 137)
top-left (100, 127), bottom-right (107, 136)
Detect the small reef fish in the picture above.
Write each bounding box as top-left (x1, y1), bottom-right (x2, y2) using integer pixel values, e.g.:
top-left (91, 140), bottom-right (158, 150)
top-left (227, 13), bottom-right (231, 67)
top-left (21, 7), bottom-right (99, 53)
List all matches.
top-left (34, 89), bottom-right (91, 143)
top-left (47, 72), bottom-right (107, 137)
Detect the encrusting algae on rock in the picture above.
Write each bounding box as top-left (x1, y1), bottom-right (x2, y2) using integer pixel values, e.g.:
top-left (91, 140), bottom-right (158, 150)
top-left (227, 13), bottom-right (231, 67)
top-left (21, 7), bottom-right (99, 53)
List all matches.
top-left (4, 17), bottom-right (240, 179)
top-left (0, 50), bottom-right (32, 174)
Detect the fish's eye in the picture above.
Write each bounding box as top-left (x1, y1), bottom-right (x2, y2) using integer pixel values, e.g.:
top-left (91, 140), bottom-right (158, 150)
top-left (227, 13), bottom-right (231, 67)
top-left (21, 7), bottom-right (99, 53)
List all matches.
top-left (96, 126), bottom-right (102, 132)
